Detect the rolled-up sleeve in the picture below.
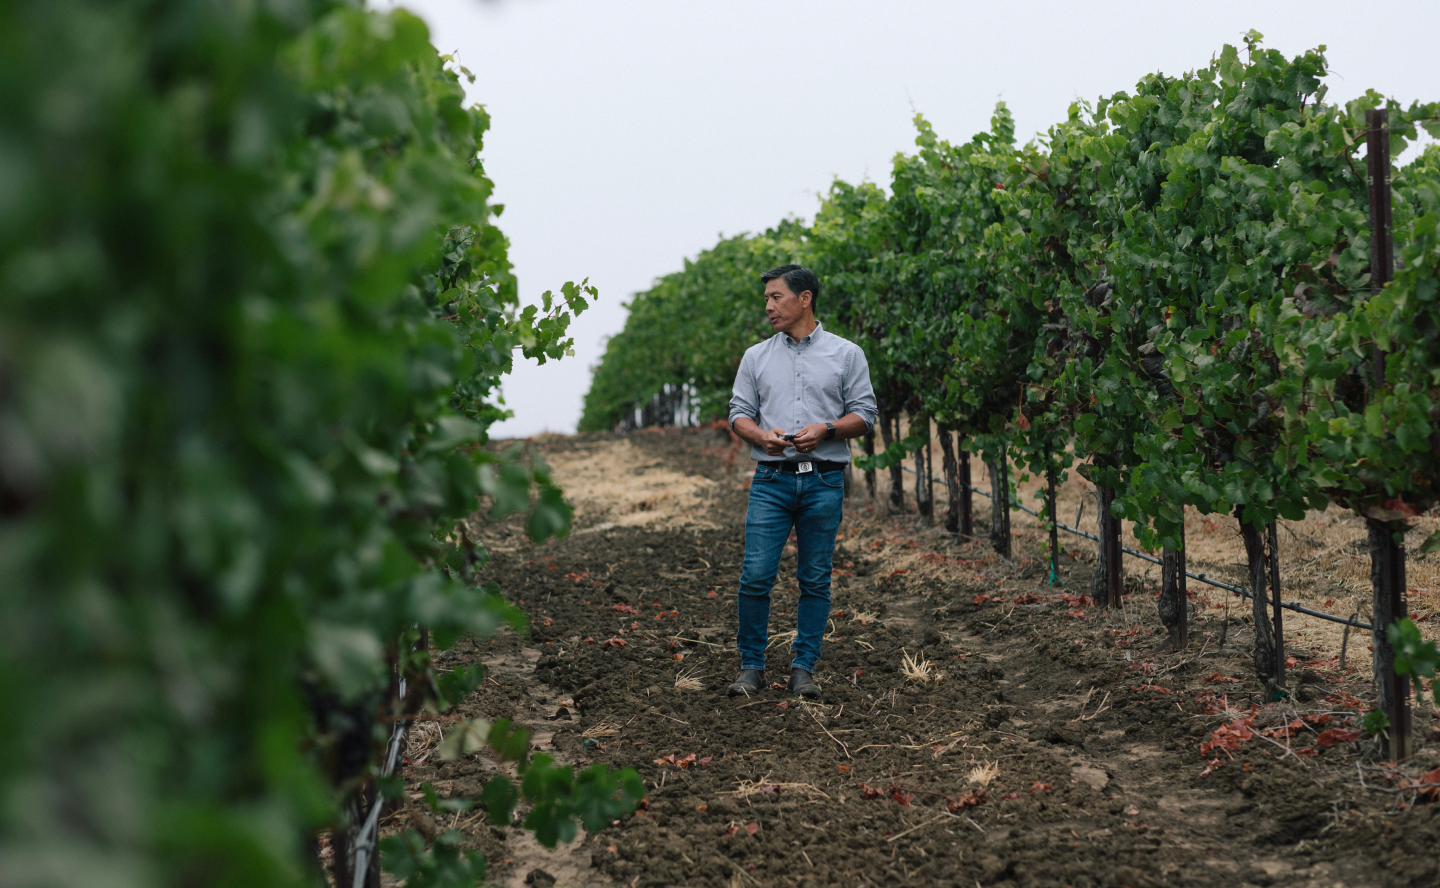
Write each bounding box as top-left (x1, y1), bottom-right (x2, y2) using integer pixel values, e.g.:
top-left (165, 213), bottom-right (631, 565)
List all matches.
top-left (728, 351), bottom-right (758, 427)
top-left (843, 348), bottom-right (878, 431)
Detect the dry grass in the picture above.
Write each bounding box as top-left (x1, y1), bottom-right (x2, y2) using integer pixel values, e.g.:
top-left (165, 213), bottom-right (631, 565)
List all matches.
top-left (967, 761), bottom-right (1000, 787)
top-left (404, 721), bottom-right (445, 767)
top-left (674, 668), bottom-right (705, 691)
top-left (849, 610), bottom-right (881, 624)
top-left (901, 649), bottom-right (942, 684)
top-left (581, 721), bottom-right (621, 739)
top-left (533, 437), bottom-right (719, 534)
top-left (720, 777), bottom-right (831, 800)
top-left (766, 629), bottom-right (798, 651)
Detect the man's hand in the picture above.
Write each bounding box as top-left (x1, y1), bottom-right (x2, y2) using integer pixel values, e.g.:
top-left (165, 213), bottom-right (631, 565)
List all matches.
top-left (759, 427), bottom-right (789, 456)
top-left (789, 423), bottom-right (830, 454)
top-left (732, 417), bottom-right (791, 456)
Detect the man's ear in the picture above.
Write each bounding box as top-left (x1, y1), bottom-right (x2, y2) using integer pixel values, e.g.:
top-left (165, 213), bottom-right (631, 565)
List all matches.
top-left (800, 290), bottom-right (813, 312)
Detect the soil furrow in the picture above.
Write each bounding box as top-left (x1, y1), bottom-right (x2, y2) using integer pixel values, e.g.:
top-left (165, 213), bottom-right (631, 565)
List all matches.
top-left (404, 429), bottom-right (1440, 888)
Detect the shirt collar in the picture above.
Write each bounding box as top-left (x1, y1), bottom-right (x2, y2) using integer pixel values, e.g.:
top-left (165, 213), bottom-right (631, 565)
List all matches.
top-left (784, 320), bottom-right (823, 348)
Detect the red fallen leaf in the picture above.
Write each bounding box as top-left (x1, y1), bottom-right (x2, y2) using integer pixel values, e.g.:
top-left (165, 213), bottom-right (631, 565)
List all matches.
top-left (677, 753), bottom-right (698, 768)
top-left (1323, 598), bottom-right (1337, 607)
top-left (1294, 746), bottom-right (1320, 758)
top-left (541, 616), bottom-right (554, 627)
top-left (1315, 728), bottom-right (1361, 748)
top-left (1013, 593), bottom-right (1043, 604)
top-left (973, 594), bottom-right (989, 606)
top-left (721, 825), bottom-right (738, 838)
top-left (1201, 720), bottom-right (1254, 756)
top-left (1284, 656), bottom-right (1297, 669)
top-left (706, 590), bottom-right (718, 598)
top-left (947, 789), bottom-right (989, 812)
top-left (602, 637), bottom-right (628, 648)
top-left (581, 637), bottom-right (595, 644)
top-left (653, 755), bottom-right (675, 766)
top-left (1262, 719), bottom-right (1305, 739)
top-left (1202, 673), bottom-right (1240, 683)
top-left (1198, 756), bottom-right (1222, 778)
top-left (695, 803), bottom-right (707, 811)
top-left (889, 569), bottom-right (908, 577)
top-left (612, 604), bottom-right (638, 615)
top-left (606, 845), bottom-right (618, 855)
top-left (860, 783), bottom-right (882, 799)
top-left (745, 823), bottom-right (760, 836)
top-left (672, 653), bottom-right (685, 661)
top-left (770, 682), bottom-right (786, 690)
top-left (838, 765), bottom-right (850, 773)
top-left (698, 756), bottom-right (713, 765)
top-left (564, 572), bottom-right (590, 583)
top-left (889, 787), bottom-right (912, 807)
top-left (775, 701), bottom-right (789, 710)
top-left (1000, 792), bottom-right (1020, 801)
top-left (1029, 781), bottom-right (1052, 794)
top-left (1131, 684), bottom-right (1172, 694)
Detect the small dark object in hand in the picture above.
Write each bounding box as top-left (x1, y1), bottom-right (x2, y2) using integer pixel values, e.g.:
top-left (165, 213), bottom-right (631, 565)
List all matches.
top-left (782, 434), bottom-right (796, 442)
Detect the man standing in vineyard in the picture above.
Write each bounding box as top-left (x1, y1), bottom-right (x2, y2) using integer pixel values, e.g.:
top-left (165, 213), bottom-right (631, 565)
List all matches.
top-left (726, 265), bottom-right (877, 699)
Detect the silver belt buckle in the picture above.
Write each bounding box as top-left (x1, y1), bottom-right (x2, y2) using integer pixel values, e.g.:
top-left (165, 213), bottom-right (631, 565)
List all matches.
top-left (796, 461), bottom-right (813, 474)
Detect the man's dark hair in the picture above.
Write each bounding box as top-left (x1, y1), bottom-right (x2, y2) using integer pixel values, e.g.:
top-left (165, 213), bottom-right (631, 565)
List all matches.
top-left (761, 264), bottom-right (821, 315)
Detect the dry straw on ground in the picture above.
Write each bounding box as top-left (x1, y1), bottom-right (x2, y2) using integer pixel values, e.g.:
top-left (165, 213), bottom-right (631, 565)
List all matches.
top-left (538, 437), bottom-right (719, 534)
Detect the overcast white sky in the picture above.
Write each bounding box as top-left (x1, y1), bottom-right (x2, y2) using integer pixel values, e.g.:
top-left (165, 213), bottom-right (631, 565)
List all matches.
top-left (385, 0), bottom-right (1440, 438)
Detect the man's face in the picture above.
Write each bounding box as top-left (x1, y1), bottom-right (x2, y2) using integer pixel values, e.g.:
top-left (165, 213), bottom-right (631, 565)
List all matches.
top-left (764, 277), bottom-right (812, 333)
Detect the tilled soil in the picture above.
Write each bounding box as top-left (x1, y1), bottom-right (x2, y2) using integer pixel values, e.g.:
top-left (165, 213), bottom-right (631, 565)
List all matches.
top-left (404, 428), bottom-right (1440, 888)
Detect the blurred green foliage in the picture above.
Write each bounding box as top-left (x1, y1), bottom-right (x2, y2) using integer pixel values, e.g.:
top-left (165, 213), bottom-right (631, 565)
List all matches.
top-left (0, 2), bottom-right (635, 886)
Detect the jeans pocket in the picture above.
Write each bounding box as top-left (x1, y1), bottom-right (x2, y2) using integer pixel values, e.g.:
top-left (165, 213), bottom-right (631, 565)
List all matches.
top-left (753, 465), bottom-right (779, 482)
top-left (816, 468), bottom-right (845, 489)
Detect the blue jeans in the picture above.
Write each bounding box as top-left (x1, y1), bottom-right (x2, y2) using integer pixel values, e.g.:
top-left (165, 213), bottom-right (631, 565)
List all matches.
top-left (736, 463), bottom-right (845, 673)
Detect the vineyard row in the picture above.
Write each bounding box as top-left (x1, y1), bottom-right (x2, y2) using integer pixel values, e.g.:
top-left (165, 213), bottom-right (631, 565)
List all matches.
top-left (583, 35), bottom-right (1440, 759)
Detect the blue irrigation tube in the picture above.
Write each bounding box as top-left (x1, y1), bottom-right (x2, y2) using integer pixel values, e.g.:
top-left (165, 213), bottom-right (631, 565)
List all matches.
top-left (898, 463), bottom-right (1373, 632)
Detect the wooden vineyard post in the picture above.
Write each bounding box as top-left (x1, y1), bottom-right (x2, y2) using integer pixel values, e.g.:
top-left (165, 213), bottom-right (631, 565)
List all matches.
top-left (1160, 528), bottom-right (1188, 649)
top-left (939, 427), bottom-right (962, 536)
top-left (1267, 523), bottom-right (1286, 689)
top-left (1366, 106), bottom-right (1412, 760)
top-left (913, 414), bottom-right (933, 523)
top-left (988, 449), bottom-right (1012, 557)
top-left (879, 406), bottom-right (904, 512)
top-left (1092, 485), bottom-right (1123, 608)
top-left (862, 428), bottom-right (877, 500)
top-left (957, 443), bottom-right (973, 538)
top-left (1045, 446), bottom-right (1059, 586)
top-left (1237, 511), bottom-right (1278, 689)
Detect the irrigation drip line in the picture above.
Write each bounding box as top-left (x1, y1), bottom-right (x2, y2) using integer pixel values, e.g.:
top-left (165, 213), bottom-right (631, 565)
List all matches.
top-left (895, 463), bottom-right (1373, 632)
top-left (351, 675), bottom-right (408, 888)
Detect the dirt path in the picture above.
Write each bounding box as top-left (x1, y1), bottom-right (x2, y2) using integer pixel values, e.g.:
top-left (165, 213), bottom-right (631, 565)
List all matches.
top-left (404, 429), bottom-right (1440, 888)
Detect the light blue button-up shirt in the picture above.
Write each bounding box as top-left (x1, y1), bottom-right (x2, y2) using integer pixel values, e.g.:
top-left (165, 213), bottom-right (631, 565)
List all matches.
top-left (727, 322), bottom-right (878, 464)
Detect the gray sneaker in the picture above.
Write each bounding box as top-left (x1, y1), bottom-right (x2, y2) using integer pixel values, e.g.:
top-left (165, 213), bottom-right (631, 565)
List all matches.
top-left (726, 669), bottom-right (765, 697)
top-left (787, 668), bottom-right (821, 699)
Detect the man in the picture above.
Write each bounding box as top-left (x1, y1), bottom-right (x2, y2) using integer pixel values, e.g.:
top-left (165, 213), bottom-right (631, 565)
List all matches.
top-left (726, 264), bottom-right (877, 699)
